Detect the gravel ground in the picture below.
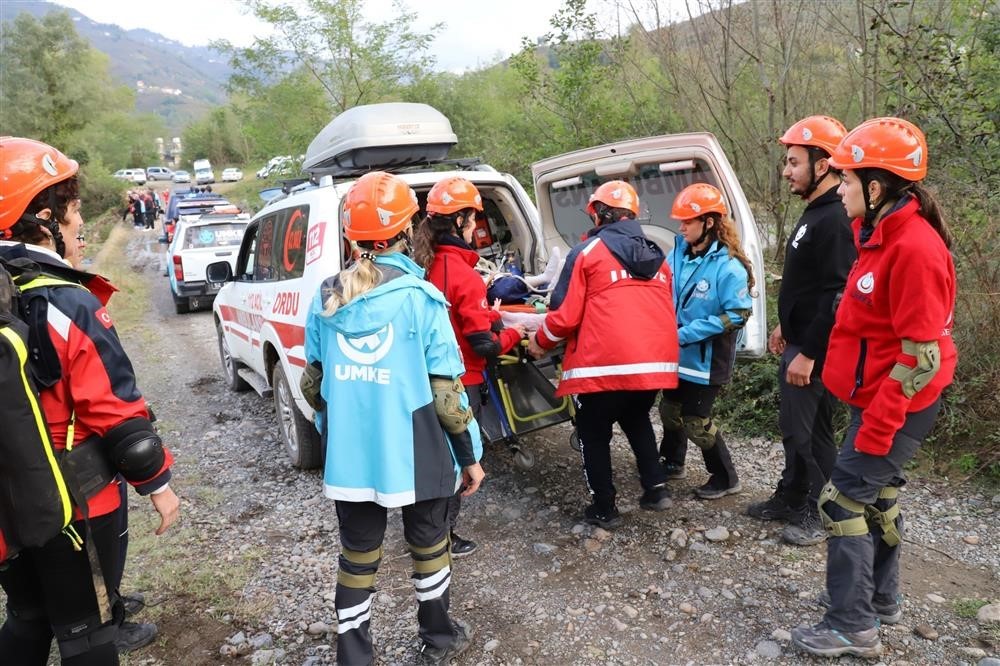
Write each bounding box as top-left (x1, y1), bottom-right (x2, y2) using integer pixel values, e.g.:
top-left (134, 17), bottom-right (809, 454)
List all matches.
top-left (116, 231), bottom-right (998, 666)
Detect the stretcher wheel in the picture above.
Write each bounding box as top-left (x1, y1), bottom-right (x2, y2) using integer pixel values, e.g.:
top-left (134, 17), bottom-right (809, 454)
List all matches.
top-left (513, 448), bottom-right (535, 470)
top-left (569, 430), bottom-right (580, 452)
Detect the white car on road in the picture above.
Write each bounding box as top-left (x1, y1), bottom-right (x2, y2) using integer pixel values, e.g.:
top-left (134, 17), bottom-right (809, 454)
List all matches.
top-left (221, 168), bottom-right (243, 182)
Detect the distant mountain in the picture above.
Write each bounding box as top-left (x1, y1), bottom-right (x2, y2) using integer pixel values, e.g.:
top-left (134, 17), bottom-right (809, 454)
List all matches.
top-left (5, 1), bottom-right (234, 134)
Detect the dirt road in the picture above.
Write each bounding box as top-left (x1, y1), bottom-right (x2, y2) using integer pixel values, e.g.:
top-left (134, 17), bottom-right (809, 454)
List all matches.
top-left (111, 228), bottom-right (998, 665)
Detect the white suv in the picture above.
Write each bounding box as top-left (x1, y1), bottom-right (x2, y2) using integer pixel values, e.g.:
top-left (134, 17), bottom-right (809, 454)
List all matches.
top-left (209, 103), bottom-right (767, 469)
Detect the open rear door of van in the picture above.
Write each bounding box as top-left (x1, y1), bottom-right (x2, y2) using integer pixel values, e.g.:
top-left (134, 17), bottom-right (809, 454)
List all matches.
top-left (532, 133), bottom-right (767, 356)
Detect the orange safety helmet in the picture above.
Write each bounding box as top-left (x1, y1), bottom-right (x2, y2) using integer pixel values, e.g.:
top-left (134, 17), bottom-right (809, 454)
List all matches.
top-left (586, 180), bottom-right (640, 216)
top-left (426, 177), bottom-right (483, 215)
top-left (671, 183), bottom-right (728, 220)
top-left (828, 117), bottom-right (928, 181)
top-left (0, 136), bottom-right (79, 231)
top-left (779, 115), bottom-right (848, 155)
top-left (342, 171), bottom-right (419, 242)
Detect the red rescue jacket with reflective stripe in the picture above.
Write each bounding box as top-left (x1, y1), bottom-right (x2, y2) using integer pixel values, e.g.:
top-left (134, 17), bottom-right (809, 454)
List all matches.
top-left (20, 250), bottom-right (174, 519)
top-left (426, 243), bottom-right (521, 386)
top-left (821, 197), bottom-right (957, 456)
top-left (535, 236), bottom-right (679, 396)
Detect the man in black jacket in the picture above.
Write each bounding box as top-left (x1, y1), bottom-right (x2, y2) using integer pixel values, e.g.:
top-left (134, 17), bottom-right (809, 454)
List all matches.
top-left (747, 116), bottom-right (856, 546)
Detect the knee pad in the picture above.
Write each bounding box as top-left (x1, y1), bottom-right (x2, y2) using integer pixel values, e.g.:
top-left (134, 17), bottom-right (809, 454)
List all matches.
top-left (408, 537), bottom-right (450, 576)
top-left (683, 415), bottom-right (718, 450)
top-left (866, 486), bottom-right (902, 546)
top-left (817, 482), bottom-right (869, 537)
top-left (658, 399), bottom-right (683, 431)
top-left (337, 545), bottom-right (382, 589)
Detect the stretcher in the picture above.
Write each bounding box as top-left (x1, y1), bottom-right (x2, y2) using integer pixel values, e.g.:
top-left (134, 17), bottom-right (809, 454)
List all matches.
top-left (478, 339), bottom-right (578, 471)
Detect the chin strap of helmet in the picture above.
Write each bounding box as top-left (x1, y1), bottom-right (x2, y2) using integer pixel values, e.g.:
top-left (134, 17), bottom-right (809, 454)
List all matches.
top-left (7, 189), bottom-right (67, 258)
top-left (693, 215), bottom-right (715, 247)
top-left (801, 147), bottom-right (828, 200)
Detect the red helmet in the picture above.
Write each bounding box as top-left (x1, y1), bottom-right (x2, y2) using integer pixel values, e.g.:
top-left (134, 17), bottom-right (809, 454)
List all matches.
top-left (586, 180), bottom-right (640, 216)
top-left (342, 171), bottom-right (419, 242)
top-left (779, 116), bottom-right (848, 155)
top-left (426, 177), bottom-right (483, 215)
top-left (671, 183), bottom-right (728, 220)
top-left (0, 136), bottom-right (79, 231)
top-left (828, 117), bottom-right (928, 181)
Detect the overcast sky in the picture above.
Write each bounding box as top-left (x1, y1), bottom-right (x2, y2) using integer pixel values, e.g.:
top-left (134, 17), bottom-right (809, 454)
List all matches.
top-left (49, 0), bottom-right (612, 73)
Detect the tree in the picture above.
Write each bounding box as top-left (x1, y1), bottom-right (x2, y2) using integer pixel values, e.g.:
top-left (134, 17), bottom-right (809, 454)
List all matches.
top-left (218, 0), bottom-right (439, 113)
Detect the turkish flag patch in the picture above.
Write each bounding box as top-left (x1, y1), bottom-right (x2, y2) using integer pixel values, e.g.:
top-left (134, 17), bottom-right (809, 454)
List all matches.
top-left (95, 307), bottom-right (114, 329)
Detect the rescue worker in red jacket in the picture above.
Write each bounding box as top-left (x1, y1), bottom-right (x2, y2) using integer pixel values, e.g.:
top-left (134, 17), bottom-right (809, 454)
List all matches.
top-left (527, 181), bottom-right (679, 528)
top-left (791, 118), bottom-right (956, 658)
top-left (413, 177), bottom-right (527, 556)
top-left (0, 137), bottom-right (180, 665)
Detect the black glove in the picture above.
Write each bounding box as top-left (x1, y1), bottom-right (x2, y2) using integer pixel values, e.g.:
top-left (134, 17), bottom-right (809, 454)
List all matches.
top-left (300, 361), bottom-right (326, 412)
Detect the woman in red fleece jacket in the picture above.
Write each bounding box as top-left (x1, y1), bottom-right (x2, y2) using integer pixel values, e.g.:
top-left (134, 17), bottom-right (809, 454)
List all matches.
top-left (413, 177), bottom-right (526, 557)
top-left (791, 118), bottom-right (957, 659)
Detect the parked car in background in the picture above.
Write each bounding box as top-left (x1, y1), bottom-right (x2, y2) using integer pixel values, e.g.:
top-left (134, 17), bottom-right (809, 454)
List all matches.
top-left (172, 170), bottom-right (191, 183)
top-left (168, 211), bottom-right (249, 314)
top-left (193, 158), bottom-right (215, 185)
top-left (113, 169), bottom-right (129, 180)
top-left (221, 168), bottom-right (243, 182)
top-left (146, 166), bottom-right (173, 181)
top-left (126, 168), bottom-right (147, 185)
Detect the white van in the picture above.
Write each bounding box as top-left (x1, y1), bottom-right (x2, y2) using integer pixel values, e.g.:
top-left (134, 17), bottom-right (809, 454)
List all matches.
top-left (193, 158), bottom-right (215, 185)
top-left (209, 103), bottom-right (766, 469)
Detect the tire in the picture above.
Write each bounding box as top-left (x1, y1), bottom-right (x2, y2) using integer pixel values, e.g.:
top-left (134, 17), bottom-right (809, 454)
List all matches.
top-left (513, 447), bottom-right (535, 470)
top-left (216, 323), bottom-right (250, 392)
top-left (272, 363), bottom-right (322, 469)
top-left (173, 297), bottom-right (190, 315)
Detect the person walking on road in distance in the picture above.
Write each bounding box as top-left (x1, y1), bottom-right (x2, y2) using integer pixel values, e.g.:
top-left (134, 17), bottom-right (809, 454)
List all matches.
top-left (0, 137), bottom-right (180, 665)
top-left (527, 180), bottom-right (679, 529)
top-left (301, 171), bottom-right (483, 666)
top-left (657, 183), bottom-right (753, 500)
top-left (746, 116), bottom-right (856, 546)
top-left (413, 176), bottom-right (527, 558)
top-left (791, 117), bottom-right (957, 658)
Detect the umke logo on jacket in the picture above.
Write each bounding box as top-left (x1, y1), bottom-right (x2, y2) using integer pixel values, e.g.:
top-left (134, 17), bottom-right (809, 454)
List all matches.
top-left (335, 324), bottom-right (394, 384)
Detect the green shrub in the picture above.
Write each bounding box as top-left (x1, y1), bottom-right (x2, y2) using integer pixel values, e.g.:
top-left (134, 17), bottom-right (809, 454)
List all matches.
top-left (78, 158), bottom-right (126, 227)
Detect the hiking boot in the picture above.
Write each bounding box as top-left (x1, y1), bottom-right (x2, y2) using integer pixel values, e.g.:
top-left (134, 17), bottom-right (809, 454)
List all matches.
top-left (416, 618), bottom-right (473, 665)
top-left (791, 620), bottom-right (882, 658)
top-left (746, 492), bottom-right (796, 521)
top-left (816, 590), bottom-right (903, 625)
top-left (662, 463), bottom-right (687, 480)
top-left (639, 484), bottom-right (672, 511)
top-left (694, 477), bottom-right (742, 500)
top-left (583, 503), bottom-right (622, 529)
top-left (782, 507), bottom-right (827, 546)
top-left (450, 532), bottom-right (478, 558)
top-left (115, 621), bottom-right (158, 653)
top-left (122, 592), bottom-right (146, 618)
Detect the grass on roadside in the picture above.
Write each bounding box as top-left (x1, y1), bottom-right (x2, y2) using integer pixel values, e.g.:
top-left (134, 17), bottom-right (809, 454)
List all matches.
top-left (952, 597), bottom-right (989, 619)
top-left (90, 223), bottom-right (151, 331)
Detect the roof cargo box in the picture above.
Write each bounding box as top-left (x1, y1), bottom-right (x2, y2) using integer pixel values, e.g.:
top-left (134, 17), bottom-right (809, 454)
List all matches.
top-left (303, 103), bottom-right (458, 177)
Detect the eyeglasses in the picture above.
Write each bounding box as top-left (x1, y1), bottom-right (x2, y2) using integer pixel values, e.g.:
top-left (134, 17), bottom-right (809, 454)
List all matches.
top-left (75, 233), bottom-right (85, 242)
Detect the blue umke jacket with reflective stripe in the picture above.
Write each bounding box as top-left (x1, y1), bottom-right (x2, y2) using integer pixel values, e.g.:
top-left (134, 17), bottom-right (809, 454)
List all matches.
top-left (304, 252), bottom-right (482, 508)
top-left (668, 237), bottom-right (752, 386)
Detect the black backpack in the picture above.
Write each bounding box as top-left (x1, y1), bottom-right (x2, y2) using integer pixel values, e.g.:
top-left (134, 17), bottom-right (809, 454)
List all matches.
top-left (0, 258), bottom-right (73, 562)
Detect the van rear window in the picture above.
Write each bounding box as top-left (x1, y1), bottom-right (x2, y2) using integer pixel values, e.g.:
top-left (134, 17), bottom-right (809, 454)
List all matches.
top-left (182, 223), bottom-right (247, 249)
top-left (547, 158), bottom-right (719, 247)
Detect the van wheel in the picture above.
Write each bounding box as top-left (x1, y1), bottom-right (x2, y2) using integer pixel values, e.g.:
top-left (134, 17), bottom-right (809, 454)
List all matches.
top-left (217, 323), bottom-right (250, 392)
top-left (272, 364), bottom-right (322, 469)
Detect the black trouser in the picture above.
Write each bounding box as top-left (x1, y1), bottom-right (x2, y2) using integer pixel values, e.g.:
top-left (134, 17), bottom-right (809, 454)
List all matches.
top-left (575, 389), bottom-right (665, 507)
top-left (447, 391), bottom-right (484, 531)
top-left (660, 381), bottom-right (738, 487)
top-left (823, 400), bottom-right (939, 632)
top-left (334, 498), bottom-right (457, 666)
top-left (776, 345), bottom-right (838, 507)
top-left (0, 506), bottom-right (126, 666)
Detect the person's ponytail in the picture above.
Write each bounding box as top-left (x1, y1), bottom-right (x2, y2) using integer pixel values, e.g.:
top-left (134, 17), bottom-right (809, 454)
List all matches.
top-left (911, 182), bottom-right (952, 249)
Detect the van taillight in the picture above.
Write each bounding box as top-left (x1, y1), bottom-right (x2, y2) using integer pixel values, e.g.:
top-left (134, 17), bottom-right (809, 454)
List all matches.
top-left (172, 255), bottom-right (184, 282)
